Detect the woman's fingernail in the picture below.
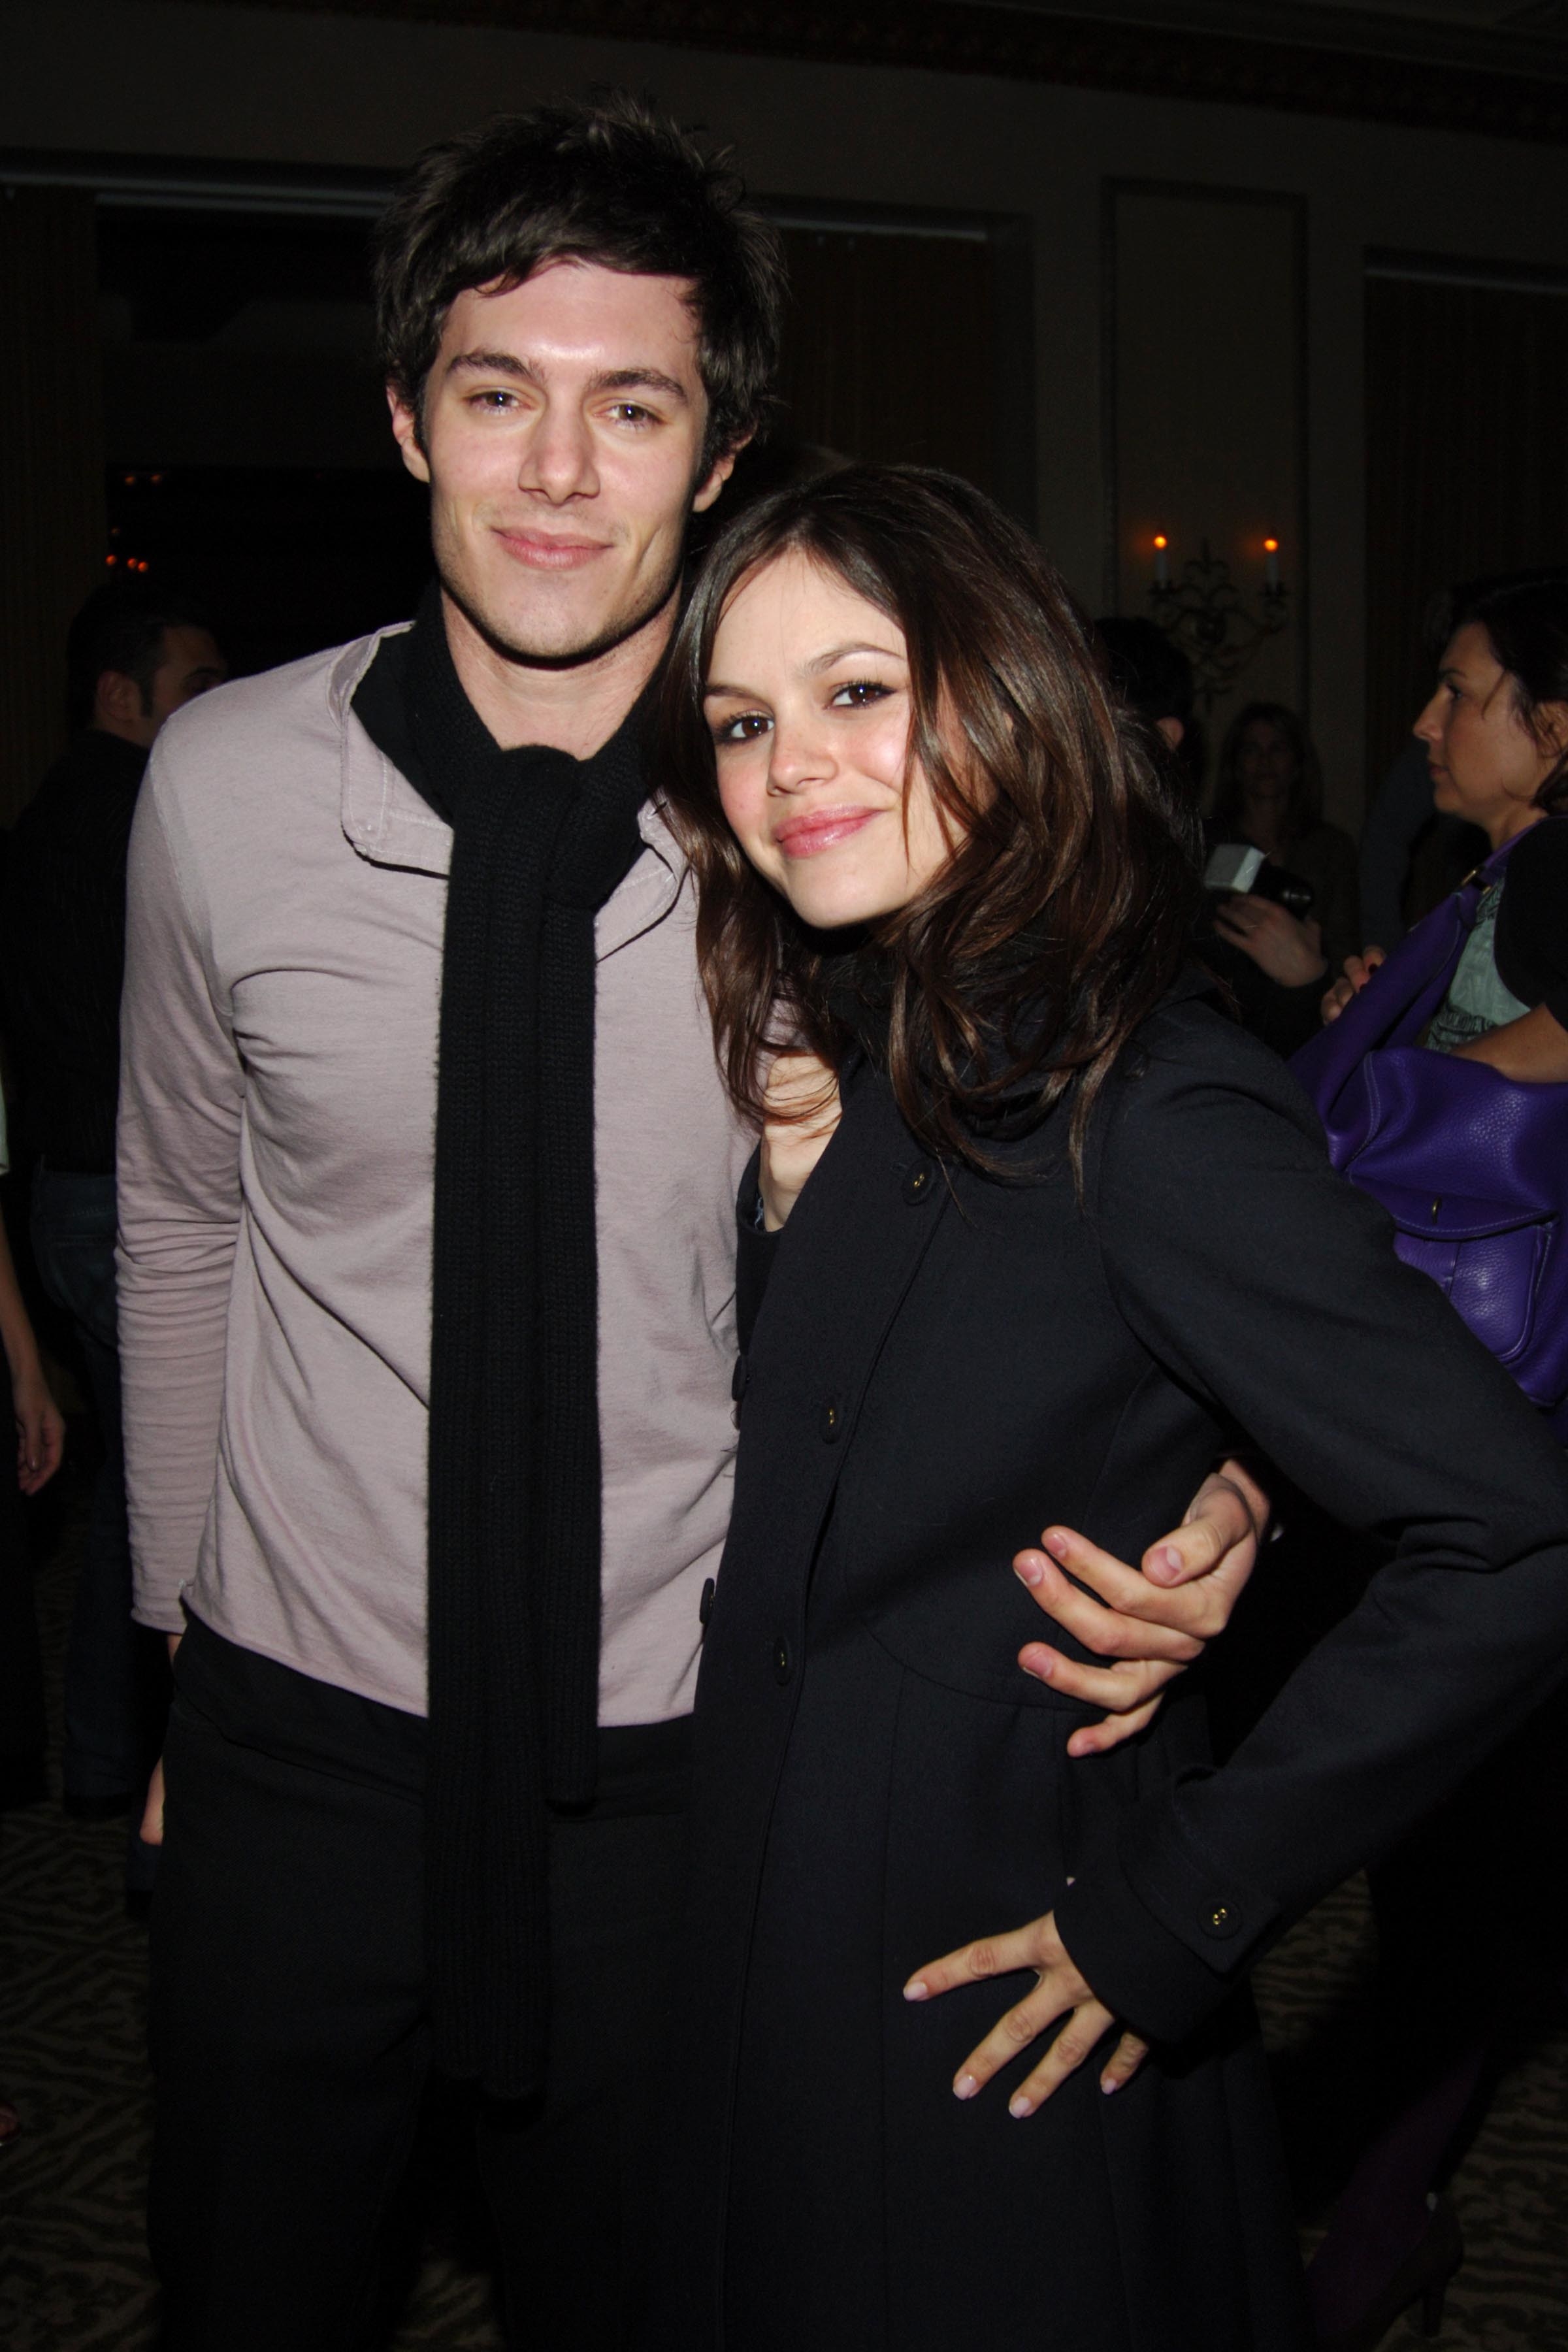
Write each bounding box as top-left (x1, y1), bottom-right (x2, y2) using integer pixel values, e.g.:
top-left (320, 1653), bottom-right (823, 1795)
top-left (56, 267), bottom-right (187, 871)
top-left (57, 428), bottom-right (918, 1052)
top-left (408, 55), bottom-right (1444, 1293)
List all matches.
top-left (1043, 1530), bottom-right (1069, 1560)
top-left (954, 2074), bottom-right (979, 2100)
top-left (1101, 2076), bottom-right (1120, 2096)
top-left (1015, 1555), bottom-right (1043, 1588)
top-left (1009, 2093), bottom-right (1034, 2118)
top-left (904, 1979), bottom-right (928, 2002)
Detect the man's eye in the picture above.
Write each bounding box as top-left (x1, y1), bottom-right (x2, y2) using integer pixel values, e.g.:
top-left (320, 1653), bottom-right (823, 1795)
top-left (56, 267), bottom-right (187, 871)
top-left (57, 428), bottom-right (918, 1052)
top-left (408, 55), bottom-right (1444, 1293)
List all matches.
top-left (470, 391), bottom-right (516, 412)
top-left (713, 712), bottom-right (772, 745)
top-left (608, 402), bottom-right (655, 425)
top-left (831, 679), bottom-right (890, 708)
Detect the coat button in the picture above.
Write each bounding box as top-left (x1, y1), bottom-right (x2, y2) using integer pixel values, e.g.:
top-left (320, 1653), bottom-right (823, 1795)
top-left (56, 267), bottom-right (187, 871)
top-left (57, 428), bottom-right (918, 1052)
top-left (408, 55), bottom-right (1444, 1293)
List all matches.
top-left (902, 1158), bottom-right (938, 1205)
top-left (820, 1397), bottom-right (843, 1444)
top-left (1200, 1901), bottom-right (1241, 1940)
top-left (772, 1635), bottom-right (792, 1685)
top-left (699, 1576), bottom-right (715, 1628)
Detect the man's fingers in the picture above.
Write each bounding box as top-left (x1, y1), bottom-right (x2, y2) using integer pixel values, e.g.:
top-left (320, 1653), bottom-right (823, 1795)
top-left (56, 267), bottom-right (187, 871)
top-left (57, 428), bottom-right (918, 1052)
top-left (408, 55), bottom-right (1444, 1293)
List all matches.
top-left (1018, 1646), bottom-right (1181, 1710)
top-left (1015, 1564), bottom-right (1203, 1663)
top-left (1020, 1538), bottom-right (1213, 1646)
top-left (1064, 1695), bottom-right (1164, 1759)
top-left (1143, 1480), bottom-right (1252, 1588)
top-left (1099, 2031), bottom-right (1152, 2096)
top-left (1024, 1527), bottom-right (1200, 1626)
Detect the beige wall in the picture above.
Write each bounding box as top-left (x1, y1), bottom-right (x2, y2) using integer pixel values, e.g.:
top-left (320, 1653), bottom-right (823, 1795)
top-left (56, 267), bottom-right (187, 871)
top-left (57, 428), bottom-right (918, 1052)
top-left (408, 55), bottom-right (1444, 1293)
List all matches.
top-left (3, 0), bottom-right (1567, 824)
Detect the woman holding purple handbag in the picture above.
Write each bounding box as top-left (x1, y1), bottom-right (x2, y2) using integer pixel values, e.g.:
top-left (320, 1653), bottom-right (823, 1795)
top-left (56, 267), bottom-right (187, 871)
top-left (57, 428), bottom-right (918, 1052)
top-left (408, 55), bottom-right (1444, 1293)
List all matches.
top-left (1293, 577), bottom-right (1568, 1436)
top-left (1292, 575), bottom-right (1568, 2350)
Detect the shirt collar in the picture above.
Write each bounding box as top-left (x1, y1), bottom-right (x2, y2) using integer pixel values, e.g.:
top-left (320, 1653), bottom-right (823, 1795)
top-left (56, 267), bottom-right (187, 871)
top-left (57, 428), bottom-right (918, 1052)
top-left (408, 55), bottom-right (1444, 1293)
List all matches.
top-left (329, 626), bottom-right (685, 949)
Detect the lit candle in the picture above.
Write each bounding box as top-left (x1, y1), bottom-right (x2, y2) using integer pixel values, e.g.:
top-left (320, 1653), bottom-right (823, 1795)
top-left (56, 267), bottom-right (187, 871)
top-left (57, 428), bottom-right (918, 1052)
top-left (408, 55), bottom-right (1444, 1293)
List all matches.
top-left (1264, 536), bottom-right (1281, 591)
top-left (1152, 533), bottom-right (1169, 589)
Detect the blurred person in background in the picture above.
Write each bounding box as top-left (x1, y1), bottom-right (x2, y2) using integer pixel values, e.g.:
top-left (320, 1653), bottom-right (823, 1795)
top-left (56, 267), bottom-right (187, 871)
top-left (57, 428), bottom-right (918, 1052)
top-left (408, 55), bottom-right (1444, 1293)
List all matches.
top-left (1211, 701), bottom-right (1362, 984)
top-left (1359, 569), bottom-right (1566, 956)
top-left (0, 581), bottom-right (223, 1869)
top-left (1094, 622), bottom-right (1327, 1056)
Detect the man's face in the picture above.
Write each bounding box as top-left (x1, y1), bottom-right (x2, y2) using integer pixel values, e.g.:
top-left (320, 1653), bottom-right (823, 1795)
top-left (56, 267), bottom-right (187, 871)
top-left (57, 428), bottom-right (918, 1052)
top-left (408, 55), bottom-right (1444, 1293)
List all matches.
top-left (389, 259), bottom-right (737, 668)
top-left (95, 625), bottom-right (227, 749)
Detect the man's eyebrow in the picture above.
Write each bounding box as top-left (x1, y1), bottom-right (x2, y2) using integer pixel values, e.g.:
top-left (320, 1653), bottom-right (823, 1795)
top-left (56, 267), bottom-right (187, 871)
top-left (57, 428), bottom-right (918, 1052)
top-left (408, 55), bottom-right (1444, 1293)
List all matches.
top-left (445, 350), bottom-right (541, 384)
top-left (588, 367), bottom-right (689, 404)
top-left (442, 351), bottom-right (689, 405)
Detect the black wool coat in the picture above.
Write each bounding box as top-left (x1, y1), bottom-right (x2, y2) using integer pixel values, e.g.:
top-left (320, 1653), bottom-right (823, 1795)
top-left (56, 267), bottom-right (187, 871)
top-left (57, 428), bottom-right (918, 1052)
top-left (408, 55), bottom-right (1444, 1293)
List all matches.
top-left (653, 988), bottom-right (1568, 2352)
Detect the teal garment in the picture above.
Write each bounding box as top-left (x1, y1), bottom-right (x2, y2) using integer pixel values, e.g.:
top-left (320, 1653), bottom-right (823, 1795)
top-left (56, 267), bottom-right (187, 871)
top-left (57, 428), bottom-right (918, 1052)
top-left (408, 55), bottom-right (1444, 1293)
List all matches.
top-left (1424, 875), bottom-right (1530, 1055)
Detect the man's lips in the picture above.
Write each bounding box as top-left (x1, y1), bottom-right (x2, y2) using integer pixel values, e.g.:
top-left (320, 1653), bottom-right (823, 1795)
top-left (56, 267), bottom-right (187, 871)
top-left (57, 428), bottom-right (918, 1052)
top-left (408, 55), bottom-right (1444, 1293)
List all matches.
top-left (493, 527), bottom-right (611, 570)
top-left (773, 806), bottom-right (883, 858)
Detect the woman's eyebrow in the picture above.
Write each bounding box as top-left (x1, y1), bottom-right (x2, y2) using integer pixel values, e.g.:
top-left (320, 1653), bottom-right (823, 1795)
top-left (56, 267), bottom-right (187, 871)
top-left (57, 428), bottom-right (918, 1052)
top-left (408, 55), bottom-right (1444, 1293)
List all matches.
top-left (804, 640), bottom-right (906, 674)
top-left (702, 680), bottom-right (759, 701)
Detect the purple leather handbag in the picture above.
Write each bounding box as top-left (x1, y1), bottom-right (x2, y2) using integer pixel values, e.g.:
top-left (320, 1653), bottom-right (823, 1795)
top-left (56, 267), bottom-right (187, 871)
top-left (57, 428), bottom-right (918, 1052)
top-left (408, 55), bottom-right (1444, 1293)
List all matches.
top-left (1290, 830), bottom-right (1568, 1439)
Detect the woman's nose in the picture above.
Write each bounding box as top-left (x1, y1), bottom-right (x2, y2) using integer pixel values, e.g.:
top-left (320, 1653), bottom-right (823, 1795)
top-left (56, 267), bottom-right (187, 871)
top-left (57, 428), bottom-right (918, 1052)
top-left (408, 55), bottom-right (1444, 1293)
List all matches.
top-left (768, 719), bottom-right (834, 792)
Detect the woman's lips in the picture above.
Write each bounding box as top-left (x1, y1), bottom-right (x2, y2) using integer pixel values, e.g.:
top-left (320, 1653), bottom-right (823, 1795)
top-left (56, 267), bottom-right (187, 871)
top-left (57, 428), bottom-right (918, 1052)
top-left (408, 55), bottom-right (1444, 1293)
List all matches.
top-left (773, 806), bottom-right (881, 858)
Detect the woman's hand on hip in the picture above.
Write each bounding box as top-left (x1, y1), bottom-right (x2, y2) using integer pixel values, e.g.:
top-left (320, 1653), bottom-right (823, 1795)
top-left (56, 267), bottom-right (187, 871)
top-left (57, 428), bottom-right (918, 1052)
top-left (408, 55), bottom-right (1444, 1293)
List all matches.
top-left (1015, 1460), bottom-right (1269, 1757)
top-left (759, 1053), bottom-right (841, 1231)
top-left (906, 1908), bottom-right (1148, 2111)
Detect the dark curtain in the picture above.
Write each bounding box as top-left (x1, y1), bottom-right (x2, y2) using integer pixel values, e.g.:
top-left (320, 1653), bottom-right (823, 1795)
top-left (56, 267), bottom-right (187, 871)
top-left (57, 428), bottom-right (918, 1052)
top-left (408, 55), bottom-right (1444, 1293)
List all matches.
top-left (776, 228), bottom-right (996, 492)
top-left (0, 188), bottom-right (106, 826)
top-left (1365, 274), bottom-right (1568, 789)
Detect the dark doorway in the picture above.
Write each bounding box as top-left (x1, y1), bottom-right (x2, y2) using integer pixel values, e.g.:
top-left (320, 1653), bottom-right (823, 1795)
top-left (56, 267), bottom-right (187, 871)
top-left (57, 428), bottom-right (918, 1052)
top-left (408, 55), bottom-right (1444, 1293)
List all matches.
top-left (1365, 259), bottom-right (1568, 784)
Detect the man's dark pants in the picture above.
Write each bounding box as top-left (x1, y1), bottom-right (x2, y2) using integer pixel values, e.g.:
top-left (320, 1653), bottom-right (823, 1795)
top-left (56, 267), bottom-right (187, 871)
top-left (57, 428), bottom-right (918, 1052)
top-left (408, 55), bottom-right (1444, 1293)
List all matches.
top-left (148, 1616), bottom-right (690, 2352)
top-left (30, 1168), bottom-right (166, 1820)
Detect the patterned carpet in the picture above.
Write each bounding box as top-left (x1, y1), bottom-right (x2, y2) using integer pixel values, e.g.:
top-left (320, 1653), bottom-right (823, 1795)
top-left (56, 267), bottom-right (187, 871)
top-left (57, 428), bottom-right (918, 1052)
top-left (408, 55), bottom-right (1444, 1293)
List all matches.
top-left (3, 1504), bottom-right (1565, 2350)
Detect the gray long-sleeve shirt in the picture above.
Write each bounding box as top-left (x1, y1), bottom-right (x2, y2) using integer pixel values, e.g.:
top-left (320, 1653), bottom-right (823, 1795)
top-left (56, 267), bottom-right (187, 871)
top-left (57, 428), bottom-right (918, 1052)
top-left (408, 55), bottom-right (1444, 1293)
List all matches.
top-left (117, 629), bottom-right (752, 1722)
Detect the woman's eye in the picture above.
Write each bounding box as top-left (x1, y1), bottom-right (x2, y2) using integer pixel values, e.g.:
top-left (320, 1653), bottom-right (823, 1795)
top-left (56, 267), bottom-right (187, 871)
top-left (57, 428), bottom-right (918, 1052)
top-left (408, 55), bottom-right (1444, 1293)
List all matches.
top-left (712, 711), bottom-right (772, 746)
top-left (830, 679), bottom-right (891, 709)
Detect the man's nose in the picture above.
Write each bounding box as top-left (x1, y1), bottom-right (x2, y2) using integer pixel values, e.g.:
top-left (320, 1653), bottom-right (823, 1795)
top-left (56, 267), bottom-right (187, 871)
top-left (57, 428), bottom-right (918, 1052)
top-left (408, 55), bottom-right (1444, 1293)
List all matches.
top-left (522, 402), bottom-right (599, 502)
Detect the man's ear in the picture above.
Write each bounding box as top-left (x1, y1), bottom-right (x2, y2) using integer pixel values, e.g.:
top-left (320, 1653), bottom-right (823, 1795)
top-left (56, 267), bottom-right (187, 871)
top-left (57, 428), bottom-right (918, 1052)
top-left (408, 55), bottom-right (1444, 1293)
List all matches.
top-left (388, 384), bottom-right (432, 485)
top-left (1156, 716), bottom-right (1186, 751)
top-left (692, 433), bottom-right (751, 516)
top-left (93, 668), bottom-right (145, 735)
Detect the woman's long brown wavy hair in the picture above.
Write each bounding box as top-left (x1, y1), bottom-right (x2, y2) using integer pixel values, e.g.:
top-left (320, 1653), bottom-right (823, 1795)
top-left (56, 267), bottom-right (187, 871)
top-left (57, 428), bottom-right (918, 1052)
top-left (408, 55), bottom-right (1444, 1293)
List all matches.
top-left (658, 465), bottom-right (1204, 1175)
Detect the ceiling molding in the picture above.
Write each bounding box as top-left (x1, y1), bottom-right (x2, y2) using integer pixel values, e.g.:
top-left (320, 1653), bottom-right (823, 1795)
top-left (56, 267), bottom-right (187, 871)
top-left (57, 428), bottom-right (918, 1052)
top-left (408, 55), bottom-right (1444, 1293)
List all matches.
top-left (167, 0), bottom-right (1568, 144)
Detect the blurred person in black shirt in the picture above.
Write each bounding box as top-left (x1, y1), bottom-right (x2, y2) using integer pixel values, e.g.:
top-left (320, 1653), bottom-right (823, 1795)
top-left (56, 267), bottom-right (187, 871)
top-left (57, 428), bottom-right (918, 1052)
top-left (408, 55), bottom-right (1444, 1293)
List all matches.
top-left (1, 582), bottom-right (223, 1838)
top-left (1094, 619), bottom-right (1330, 1056)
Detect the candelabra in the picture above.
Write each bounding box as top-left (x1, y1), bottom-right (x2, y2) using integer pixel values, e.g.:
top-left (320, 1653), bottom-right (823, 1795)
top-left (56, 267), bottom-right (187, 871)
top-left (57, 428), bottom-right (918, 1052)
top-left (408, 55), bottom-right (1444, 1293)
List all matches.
top-left (1148, 536), bottom-right (1288, 712)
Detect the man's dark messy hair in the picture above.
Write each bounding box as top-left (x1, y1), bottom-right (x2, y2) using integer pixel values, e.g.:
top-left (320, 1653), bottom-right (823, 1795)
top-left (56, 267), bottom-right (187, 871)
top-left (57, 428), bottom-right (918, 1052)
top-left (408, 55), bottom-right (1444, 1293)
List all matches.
top-left (372, 94), bottom-right (785, 468)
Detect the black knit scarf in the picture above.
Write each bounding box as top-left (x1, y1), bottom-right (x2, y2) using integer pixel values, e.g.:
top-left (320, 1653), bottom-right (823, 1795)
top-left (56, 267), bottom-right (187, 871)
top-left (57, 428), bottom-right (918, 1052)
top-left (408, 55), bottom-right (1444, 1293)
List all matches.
top-left (354, 586), bottom-right (654, 2098)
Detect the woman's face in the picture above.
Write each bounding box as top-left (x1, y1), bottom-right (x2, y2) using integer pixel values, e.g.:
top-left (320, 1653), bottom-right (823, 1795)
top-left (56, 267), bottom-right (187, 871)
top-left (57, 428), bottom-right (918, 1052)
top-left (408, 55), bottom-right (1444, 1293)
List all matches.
top-left (1415, 623), bottom-right (1561, 848)
top-left (1235, 719), bottom-right (1298, 837)
top-left (702, 549), bottom-right (958, 932)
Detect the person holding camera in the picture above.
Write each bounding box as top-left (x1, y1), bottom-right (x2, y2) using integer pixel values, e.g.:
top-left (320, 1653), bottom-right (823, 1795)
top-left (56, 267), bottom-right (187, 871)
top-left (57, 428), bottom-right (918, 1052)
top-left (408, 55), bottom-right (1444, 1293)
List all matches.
top-left (1207, 700), bottom-right (1362, 993)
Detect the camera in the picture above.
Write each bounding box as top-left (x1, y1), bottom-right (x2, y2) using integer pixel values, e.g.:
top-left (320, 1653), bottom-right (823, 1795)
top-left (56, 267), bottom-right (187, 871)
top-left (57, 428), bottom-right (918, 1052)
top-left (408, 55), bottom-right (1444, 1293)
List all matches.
top-left (1202, 842), bottom-right (1315, 922)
